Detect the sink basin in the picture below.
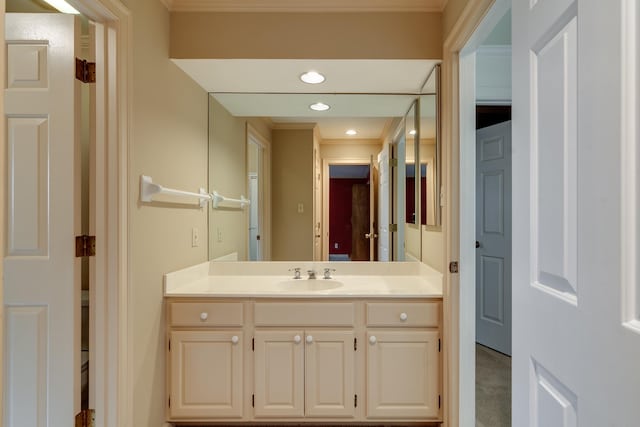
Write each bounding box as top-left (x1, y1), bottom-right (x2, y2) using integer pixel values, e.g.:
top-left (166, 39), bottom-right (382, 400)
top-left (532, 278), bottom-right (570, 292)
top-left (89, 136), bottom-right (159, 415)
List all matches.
top-left (276, 279), bottom-right (344, 291)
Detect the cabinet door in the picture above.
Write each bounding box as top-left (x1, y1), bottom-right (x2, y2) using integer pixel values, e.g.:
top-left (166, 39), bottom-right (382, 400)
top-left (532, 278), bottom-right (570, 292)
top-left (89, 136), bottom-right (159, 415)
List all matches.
top-left (305, 330), bottom-right (356, 418)
top-left (366, 330), bottom-right (440, 419)
top-left (254, 330), bottom-right (304, 418)
top-left (169, 330), bottom-right (243, 419)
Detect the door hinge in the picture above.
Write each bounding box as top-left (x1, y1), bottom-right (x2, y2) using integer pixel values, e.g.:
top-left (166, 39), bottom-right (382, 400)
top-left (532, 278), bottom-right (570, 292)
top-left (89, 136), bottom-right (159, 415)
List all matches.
top-left (75, 58), bottom-right (96, 83)
top-left (252, 394), bottom-right (255, 407)
top-left (438, 395), bottom-right (441, 409)
top-left (354, 337), bottom-right (357, 351)
top-left (252, 338), bottom-right (255, 351)
top-left (75, 409), bottom-right (95, 427)
top-left (168, 339), bottom-right (171, 352)
top-left (354, 394), bottom-right (358, 408)
top-left (168, 396), bottom-right (171, 408)
top-left (438, 338), bottom-right (441, 352)
top-left (389, 158), bottom-right (398, 168)
top-left (76, 235), bottom-right (96, 257)
top-left (389, 223), bottom-right (398, 232)
top-left (449, 261), bottom-right (459, 273)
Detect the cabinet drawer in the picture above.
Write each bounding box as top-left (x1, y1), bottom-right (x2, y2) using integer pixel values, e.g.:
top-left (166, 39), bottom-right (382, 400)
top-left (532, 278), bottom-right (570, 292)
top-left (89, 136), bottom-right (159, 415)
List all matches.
top-left (169, 302), bottom-right (243, 327)
top-left (254, 302), bottom-right (354, 326)
top-left (366, 302), bottom-right (440, 327)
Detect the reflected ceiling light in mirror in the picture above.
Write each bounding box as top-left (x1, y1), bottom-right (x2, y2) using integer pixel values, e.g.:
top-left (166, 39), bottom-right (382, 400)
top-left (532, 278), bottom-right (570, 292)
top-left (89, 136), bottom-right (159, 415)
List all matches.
top-left (300, 71), bottom-right (326, 84)
top-left (43, 0), bottom-right (80, 13)
top-left (409, 130), bottom-right (417, 135)
top-left (345, 129), bottom-right (358, 136)
top-left (309, 102), bottom-right (330, 111)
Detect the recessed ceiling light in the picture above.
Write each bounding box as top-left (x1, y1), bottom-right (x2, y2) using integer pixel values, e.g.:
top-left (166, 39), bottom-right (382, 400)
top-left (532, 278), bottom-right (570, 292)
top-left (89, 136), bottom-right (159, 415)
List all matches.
top-left (346, 129), bottom-right (358, 136)
top-left (43, 0), bottom-right (80, 13)
top-left (310, 102), bottom-right (330, 112)
top-left (409, 130), bottom-right (417, 135)
top-left (300, 71), bottom-right (326, 84)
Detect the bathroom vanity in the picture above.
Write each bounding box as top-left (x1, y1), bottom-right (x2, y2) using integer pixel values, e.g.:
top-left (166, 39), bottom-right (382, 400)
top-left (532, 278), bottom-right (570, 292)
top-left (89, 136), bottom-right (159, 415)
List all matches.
top-left (164, 262), bottom-right (444, 425)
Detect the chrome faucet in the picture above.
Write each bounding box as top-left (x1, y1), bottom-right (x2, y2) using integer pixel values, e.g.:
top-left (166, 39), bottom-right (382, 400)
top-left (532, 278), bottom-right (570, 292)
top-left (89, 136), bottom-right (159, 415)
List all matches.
top-left (323, 268), bottom-right (336, 279)
top-left (307, 270), bottom-right (317, 279)
top-left (289, 268), bottom-right (301, 279)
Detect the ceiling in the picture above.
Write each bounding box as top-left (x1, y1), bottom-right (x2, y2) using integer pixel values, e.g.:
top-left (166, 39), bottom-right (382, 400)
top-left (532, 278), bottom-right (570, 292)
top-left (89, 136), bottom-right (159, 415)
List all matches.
top-left (174, 59), bottom-right (440, 141)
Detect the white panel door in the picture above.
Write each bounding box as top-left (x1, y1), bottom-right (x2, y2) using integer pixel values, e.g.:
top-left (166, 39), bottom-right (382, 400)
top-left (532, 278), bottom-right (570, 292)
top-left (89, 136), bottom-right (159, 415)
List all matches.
top-left (476, 121), bottom-right (512, 355)
top-left (369, 155), bottom-right (379, 261)
top-left (512, 0), bottom-right (640, 425)
top-left (377, 148), bottom-right (390, 262)
top-left (248, 173), bottom-right (259, 261)
top-left (4, 14), bottom-right (81, 427)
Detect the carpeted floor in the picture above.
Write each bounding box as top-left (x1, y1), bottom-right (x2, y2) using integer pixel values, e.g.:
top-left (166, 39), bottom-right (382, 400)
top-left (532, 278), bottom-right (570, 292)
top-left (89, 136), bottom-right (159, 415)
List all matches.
top-left (476, 344), bottom-right (511, 427)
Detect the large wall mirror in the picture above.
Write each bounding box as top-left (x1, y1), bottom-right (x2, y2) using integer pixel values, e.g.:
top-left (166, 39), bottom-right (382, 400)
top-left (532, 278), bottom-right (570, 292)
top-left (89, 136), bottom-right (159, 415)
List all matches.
top-left (199, 61), bottom-right (441, 263)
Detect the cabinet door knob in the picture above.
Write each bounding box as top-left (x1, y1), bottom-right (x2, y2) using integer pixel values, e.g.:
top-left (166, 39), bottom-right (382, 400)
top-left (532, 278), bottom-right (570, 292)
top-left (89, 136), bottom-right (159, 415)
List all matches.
top-left (294, 335), bottom-right (301, 344)
top-left (306, 335), bottom-right (313, 344)
top-left (200, 312), bottom-right (208, 321)
top-left (231, 335), bottom-right (239, 344)
top-left (400, 312), bottom-right (408, 321)
top-left (369, 336), bottom-right (377, 344)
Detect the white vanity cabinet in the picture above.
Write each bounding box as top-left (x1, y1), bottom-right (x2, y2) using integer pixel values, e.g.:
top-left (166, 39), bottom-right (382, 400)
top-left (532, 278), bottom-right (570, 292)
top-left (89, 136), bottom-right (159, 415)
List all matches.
top-left (253, 301), bottom-right (356, 419)
top-left (365, 302), bottom-right (442, 420)
top-left (253, 329), bottom-right (355, 419)
top-left (166, 298), bottom-right (442, 424)
top-left (166, 301), bottom-right (246, 421)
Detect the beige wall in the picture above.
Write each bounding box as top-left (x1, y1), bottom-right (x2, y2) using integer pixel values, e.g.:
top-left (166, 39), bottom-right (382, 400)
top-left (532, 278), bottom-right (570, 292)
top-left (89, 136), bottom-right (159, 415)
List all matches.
top-left (443, 0), bottom-right (471, 41)
top-left (272, 128), bottom-right (314, 260)
top-left (171, 12), bottom-right (442, 59)
top-left (128, 1), bottom-right (208, 426)
top-left (320, 140), bottom-right (382, 161)
top-left (208, 96), bottom-right (248, 261)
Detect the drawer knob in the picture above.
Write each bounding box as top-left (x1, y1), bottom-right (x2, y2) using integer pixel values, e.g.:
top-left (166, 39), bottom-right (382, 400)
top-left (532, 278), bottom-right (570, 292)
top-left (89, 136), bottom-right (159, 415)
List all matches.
top-left (294, 335), bottom-right (302, 344)
top-left (199, 312), bottom-right (208, 321)
top-left (369, 335), bottom-right (377, 344)
top-left (231, 335), bottom-right (239, 344)
top-left (400, 312), bottom-right (408, 321)
top-left (306, 335), bottom-right (313, 344)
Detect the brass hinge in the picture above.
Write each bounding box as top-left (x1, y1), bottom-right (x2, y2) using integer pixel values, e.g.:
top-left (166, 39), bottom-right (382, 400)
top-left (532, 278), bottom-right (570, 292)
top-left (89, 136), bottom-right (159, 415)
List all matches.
top-left (168, 339), bottom-right (171, 352)
top-left (438, 338), bottom-right (441, 352)
top-left (168, 396), bottom-right (171, 408)
top-left (252, 394), bottom-right (255, 407)
top-left (389, 158), bottom-right (398, 168)
top-left (354, 337), bottom-right (357, 351)
top-left (354, 394), bottom-right (358, 408)
top-left (449, 261), bottom-right (459, 273)
top-left (438, 395), bottom-right (441, 409)
top-left (75, 58), bottom-right (96, 83)
top-left (389, 223), bottom-right (398, 232)
top-left (76, 235), bottom-right (96, 257)
top-left (75, 409), bottom-right (95, 427)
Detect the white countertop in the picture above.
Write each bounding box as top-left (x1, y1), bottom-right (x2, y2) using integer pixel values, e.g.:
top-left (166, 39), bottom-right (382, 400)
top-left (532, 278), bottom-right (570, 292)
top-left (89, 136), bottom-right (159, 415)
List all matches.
top-left (164, 261), bottom-right (443, 298)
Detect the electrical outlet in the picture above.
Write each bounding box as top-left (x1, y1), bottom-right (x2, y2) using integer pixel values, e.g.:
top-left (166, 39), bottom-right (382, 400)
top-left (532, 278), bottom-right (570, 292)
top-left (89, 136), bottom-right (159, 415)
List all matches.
top-left (334, 243), bottom-right (339, 249)
top-left (192, 228), bottom-right (200, 247)
top-left (297, 203), bottom-right (304, 213)
top-left (217, 228), bottom-right (223, 243)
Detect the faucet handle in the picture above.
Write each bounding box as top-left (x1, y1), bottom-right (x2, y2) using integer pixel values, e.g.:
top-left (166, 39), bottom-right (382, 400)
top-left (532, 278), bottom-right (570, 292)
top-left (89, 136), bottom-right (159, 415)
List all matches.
top-left (323, 268), bottom-right (336, 279)
top-left (288, 267), bottom-right (302, 279)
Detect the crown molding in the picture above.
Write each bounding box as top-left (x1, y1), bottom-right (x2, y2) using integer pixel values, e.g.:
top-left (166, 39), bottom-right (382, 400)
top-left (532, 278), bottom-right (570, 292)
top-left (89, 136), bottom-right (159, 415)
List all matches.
top-left (163, 0), bottom-right (447, 13)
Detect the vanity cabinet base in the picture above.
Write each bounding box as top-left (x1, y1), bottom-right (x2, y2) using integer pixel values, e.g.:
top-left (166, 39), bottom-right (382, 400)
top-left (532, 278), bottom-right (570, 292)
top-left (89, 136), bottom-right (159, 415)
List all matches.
top-left (166, 298), bottom-right (443, 425)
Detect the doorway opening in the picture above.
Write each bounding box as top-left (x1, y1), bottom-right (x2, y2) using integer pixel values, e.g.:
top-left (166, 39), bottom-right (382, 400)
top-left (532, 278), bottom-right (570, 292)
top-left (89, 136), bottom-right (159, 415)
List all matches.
top-left (246, 125), bottom-right (271, 261)
top-left (456, 0), bottom-right (513, 425)
top-left (327, 164), bottom-right (372, 261)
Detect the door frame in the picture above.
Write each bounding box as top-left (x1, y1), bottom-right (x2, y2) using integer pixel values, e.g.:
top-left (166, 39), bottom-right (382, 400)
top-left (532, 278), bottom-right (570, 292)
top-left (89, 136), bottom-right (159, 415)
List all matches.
top-left (322, 157), bottom-right (373, 261)
top-left (441, 0), bottom-right (509, 425)
top-left (0, 1), bottom-right (132, 425)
